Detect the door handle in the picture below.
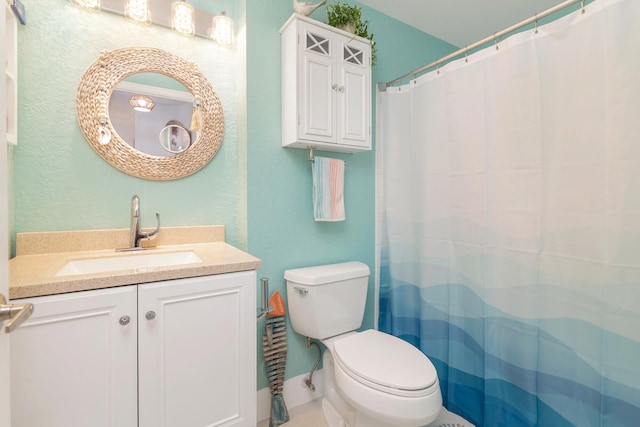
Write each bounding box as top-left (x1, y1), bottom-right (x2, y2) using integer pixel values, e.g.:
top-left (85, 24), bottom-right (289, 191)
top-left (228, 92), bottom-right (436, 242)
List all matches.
top-left (0, 294), bottom-right (34, 333)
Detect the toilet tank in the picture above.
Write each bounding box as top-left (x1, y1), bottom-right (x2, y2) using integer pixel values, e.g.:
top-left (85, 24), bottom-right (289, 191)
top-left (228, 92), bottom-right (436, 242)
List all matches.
top-left (285, 261), bottom-right (370, 340)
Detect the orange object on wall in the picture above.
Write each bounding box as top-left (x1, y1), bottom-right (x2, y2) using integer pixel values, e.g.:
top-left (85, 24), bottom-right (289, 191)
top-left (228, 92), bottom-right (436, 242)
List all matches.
top-left (267, 291), bottom-right (286, 317)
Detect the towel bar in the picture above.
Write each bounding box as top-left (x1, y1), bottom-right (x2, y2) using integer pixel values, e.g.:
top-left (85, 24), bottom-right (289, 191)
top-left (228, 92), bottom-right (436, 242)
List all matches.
top-left (307, 147), bottom-right (347, 166)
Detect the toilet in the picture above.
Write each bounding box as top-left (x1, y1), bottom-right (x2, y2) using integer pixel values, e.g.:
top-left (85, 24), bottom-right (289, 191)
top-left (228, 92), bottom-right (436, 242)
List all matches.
top-left (285, 261), bottom-right (443, 427)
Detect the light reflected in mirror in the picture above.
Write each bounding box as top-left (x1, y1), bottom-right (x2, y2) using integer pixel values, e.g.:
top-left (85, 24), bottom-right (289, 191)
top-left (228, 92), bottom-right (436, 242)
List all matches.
top-left (109, 73), bottom-right (196, 157)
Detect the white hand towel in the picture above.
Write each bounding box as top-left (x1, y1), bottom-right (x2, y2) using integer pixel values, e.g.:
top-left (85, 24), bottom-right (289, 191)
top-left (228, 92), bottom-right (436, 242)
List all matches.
top-left (312, 156), bottom-right (345, 221)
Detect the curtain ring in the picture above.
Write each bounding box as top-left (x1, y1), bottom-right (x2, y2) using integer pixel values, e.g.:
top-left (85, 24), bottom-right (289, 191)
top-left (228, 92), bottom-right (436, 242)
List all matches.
top-left (493, 33), bottom-right (499, 50)
top-left (465, 47), bottom-right (469, 63)
top-left (534, 15), bottom-right (539, 34)
top-left (581, 0), bottom-right (586, 14)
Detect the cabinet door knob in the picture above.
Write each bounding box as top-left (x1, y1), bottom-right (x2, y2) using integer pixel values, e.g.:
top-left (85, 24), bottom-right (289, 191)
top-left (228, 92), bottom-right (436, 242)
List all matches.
top-left (119, 315), bottom-right (131, 326)
top-left (338, 85), bottom-right (345, 93)
top-left (331, 83), bottom-right (338, 91)
top-left (145, 311), bottom-right (156, 321)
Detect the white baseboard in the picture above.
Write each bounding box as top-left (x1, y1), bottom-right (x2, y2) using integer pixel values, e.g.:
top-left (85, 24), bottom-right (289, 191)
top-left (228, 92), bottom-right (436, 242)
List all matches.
top-left (257, 370), bottom-right (324, 423)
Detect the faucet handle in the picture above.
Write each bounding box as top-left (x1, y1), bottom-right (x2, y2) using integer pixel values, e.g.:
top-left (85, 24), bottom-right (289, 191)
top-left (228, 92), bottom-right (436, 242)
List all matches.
top-left (140, 213), bottom-right (160, 241)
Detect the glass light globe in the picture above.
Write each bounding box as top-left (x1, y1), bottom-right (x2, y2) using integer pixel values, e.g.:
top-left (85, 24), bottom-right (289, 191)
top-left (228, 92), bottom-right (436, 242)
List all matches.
top-left (70, 0), bottom-right (100, 12)
top-left (125, 0), bottom-right (152, 25)
top-left (208, 12), bottom-right (234, 46)
top-left (171, 0), bottom-right (195, 37)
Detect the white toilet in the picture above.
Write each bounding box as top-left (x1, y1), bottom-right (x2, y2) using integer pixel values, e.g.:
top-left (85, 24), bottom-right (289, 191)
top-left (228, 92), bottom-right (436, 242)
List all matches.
top-left (285, 261), bottom-right (443, 427)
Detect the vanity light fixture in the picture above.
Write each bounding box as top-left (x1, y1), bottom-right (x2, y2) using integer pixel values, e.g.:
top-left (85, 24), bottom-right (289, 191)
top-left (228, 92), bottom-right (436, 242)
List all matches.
top-left (124, 0), bottom-right (151, 24)
top-left (70, 0), bottom-right (100, 12)
top-left (128, 94), bottom-right (156, 112)
top-left (74, 0), bottom-right (231, 40)
top-left (171, 0), bottom-right (195, 37)
top-left (208, 11), bottom-right (234, 46)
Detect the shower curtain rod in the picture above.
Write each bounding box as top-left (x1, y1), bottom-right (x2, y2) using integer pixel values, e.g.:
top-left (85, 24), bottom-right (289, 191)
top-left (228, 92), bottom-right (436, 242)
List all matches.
top-left (378, 0), bottom-right (586, 91)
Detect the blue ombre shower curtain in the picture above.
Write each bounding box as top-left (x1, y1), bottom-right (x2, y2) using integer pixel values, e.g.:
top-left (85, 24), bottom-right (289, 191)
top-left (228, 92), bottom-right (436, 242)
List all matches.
top-left (376, 1), bottom-right (640, 426)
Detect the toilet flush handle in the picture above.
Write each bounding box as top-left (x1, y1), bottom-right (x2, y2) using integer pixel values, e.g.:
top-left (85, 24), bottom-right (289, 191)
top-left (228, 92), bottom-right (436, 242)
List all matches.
top-left (293, 287), bottom-right (308, 295)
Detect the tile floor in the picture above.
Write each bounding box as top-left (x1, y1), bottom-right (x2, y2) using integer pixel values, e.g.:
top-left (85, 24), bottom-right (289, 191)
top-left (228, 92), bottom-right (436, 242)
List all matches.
top-left (257, 401), bottom-right (475, 427)
top-left (258, 398), bottom-right (326, 427)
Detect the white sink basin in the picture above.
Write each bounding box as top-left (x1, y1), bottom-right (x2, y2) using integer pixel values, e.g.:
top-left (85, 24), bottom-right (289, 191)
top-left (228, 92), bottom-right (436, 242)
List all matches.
top-left (55, 251), bottom-right (202, 277)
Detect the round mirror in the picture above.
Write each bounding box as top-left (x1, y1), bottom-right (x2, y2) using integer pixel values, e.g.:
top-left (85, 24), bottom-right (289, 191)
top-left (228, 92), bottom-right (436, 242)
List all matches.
top-left (76, 47), bottom-right (224, 180)
top-left (159, 124), bottom-right (191, 153)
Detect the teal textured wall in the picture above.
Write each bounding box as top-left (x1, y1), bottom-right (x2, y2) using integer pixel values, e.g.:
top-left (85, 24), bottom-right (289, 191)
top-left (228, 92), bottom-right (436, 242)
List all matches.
top-left (246, 1), bottom-right (455, 389)
top-left (12, 0), bottom-right (247, 252)
top-left (12, 0), bottom-right (455, 391)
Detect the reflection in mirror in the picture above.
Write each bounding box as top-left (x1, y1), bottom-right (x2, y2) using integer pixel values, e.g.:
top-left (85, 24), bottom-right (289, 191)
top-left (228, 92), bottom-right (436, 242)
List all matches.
top-left (109, 74), bottom-right (196, 157)
top-left (160, 123), bottom-right (191, 153)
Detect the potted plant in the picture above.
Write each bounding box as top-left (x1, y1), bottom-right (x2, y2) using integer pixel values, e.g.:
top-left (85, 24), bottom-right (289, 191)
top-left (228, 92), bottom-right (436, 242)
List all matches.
top-left (326, 1), bottom-right (377, 66)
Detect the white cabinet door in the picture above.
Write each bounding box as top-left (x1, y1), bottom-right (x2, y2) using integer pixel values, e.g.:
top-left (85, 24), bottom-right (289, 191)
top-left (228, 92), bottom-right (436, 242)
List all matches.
top-left (10, 286), bottom-right (138, 427)
top-left (338, 40), bottom-right (370, 149)
top-left (138, 271), bottom-right (256, 427)
top-left (299, 22), bottom-right (335, 144)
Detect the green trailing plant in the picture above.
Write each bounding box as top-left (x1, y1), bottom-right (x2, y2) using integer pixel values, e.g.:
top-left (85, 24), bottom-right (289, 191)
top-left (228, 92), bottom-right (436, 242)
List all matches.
top-left (326, 2), bottom-right (377, 66)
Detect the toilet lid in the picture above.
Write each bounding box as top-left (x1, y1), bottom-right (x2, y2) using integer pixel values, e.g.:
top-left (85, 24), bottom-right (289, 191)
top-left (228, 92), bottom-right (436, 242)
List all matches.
top-left (333, 330), bottom-right (438, 393)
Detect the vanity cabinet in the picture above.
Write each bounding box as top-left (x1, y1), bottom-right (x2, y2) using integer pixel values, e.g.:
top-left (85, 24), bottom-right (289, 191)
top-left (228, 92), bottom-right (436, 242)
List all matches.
top-left (10, 271), bottom-right (256, 427)
top-left (281, 14), bottom-right (371, 153)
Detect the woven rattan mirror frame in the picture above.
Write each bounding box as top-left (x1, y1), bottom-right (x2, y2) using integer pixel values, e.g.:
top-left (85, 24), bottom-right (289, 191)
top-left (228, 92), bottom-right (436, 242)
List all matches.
top-left (76, 47), bottom-right (224, 180)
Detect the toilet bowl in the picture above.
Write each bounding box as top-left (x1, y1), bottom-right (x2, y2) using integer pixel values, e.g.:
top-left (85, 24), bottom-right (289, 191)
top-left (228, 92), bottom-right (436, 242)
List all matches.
top-left (285, 262), bottom-right (443, 427)
top-left (325, 330), bottom-right (442, 427)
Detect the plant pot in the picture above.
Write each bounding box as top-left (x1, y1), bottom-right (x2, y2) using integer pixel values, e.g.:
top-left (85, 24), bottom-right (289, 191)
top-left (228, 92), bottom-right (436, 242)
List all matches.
top-left (338, 23), bottom-right (356, 34)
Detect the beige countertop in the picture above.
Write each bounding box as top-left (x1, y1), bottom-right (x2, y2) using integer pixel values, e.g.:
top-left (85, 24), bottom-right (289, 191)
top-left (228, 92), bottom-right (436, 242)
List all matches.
top-left (9, 226), bottom-right (261, 299)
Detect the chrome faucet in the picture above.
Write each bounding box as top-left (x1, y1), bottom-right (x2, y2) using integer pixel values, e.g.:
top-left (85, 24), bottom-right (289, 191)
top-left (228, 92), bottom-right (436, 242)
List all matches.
top-left (128, 195), bottom-right (160, 249)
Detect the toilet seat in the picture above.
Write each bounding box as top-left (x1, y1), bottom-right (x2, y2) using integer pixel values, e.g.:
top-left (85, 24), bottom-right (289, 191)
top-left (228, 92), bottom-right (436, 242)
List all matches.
top-left (332, 329), bottom-right (438, 398)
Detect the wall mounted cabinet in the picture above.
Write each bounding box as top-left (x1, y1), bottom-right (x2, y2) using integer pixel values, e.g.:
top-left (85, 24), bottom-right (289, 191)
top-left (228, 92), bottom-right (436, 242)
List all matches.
top-left (10, 271), bottom-right (256, 427)
top-left (281, 14), bottom-right (371, 154)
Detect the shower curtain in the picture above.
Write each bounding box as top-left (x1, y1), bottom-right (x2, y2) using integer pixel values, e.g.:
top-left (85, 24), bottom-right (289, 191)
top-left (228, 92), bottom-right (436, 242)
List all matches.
top-left (377, 1), bottom-right (640, 426)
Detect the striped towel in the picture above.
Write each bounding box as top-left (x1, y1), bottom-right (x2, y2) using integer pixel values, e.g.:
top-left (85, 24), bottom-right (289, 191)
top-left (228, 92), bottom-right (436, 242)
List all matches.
top-left (312, 156), bottom-right (345, 221)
